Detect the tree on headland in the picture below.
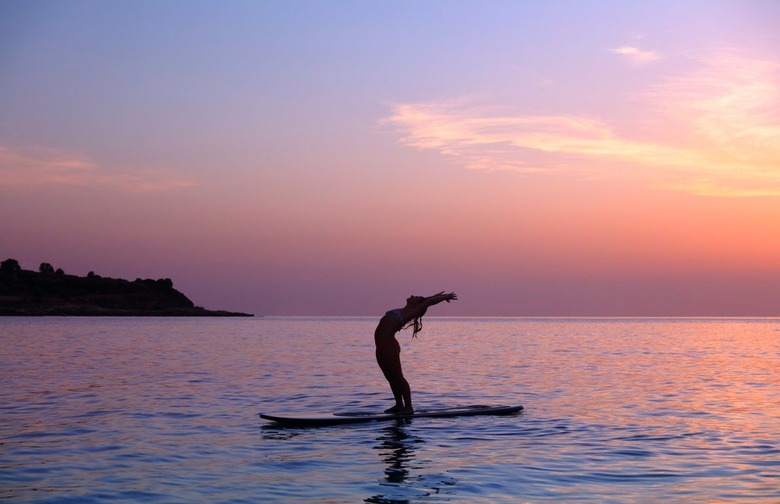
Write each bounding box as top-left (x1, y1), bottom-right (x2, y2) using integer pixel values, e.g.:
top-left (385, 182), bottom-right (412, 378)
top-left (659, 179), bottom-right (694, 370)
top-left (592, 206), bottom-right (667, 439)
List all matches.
top-left (39, 263), bottom-right (55, 274)
top-left (1, 258), bottom-right (21, 275)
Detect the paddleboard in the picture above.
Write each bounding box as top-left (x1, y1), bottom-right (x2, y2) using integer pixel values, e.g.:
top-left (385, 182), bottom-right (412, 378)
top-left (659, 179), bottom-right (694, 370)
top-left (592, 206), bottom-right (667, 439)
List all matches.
top-left (259, 404), bottom-right (523, 426)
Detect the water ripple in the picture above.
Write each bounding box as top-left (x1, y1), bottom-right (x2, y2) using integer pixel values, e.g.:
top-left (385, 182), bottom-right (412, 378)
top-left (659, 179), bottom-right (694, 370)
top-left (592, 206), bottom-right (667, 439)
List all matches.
top-left (2, 317), bottom-right (780, 502)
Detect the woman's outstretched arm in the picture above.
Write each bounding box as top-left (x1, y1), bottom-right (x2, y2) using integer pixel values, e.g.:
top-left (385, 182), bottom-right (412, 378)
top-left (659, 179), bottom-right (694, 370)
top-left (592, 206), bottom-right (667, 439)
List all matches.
top-left (407, 292), bottom-right (457, 319)
top-left (425, 291), bottom-right (457, 306)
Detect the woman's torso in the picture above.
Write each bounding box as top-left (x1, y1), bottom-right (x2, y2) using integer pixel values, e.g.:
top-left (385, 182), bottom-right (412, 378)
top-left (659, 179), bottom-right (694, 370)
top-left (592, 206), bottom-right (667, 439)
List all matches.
top-left (374, 309), bottom-right (405, 345)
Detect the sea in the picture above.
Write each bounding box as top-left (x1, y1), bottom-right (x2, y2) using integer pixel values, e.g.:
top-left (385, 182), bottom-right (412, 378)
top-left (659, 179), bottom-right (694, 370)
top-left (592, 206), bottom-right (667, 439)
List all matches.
top-left (1, 317), bottom-right (778, 503)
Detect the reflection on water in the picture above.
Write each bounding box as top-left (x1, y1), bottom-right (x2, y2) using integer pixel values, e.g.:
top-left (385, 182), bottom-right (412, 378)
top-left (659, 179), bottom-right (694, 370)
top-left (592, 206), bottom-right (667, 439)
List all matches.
top-left (2, 317), bottom-right (779, 502)
top-left (367, 419), bottom-right (418, 503)
top-left (366, 418), bottom-right (461, 504)
top-left (376, 420), bottom-right (417, 485)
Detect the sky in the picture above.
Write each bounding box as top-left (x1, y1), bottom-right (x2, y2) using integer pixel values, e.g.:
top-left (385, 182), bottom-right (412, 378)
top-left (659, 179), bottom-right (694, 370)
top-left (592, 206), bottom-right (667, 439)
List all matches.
top-left (1, 0), bottom-right (779, 316)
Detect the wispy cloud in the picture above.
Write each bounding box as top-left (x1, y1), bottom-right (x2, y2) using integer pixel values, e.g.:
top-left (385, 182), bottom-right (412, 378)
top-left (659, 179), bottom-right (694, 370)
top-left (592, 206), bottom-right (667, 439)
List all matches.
top-left (383, 52), bottom-right (780, 197)
top-left (643, 51), bottom-right (780, 196)
top-left (0, 146), bottom-right (196, 192)
top-left (610, 45), bottom-right (661, 65)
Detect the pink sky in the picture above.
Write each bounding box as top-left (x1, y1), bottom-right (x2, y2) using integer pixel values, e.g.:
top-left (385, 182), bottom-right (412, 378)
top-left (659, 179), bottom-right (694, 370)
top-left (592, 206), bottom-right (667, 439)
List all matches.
top-left (1, 1), bottom-right (779, 315)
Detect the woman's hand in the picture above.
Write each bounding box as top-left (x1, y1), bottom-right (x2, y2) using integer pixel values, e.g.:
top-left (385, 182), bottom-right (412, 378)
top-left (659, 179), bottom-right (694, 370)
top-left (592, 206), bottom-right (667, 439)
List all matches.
top-left (429, 291), bottom-right (457, 303)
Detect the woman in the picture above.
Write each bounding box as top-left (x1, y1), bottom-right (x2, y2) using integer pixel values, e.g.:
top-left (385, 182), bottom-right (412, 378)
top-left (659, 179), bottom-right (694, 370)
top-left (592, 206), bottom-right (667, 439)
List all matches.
top-left (375, 291), bottom-right (458, 414)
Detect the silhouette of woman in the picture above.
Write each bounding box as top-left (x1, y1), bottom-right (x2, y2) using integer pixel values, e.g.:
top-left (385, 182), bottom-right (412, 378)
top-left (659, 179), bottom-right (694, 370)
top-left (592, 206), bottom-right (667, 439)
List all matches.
top-left (375, 291), bottom-right (457, 414)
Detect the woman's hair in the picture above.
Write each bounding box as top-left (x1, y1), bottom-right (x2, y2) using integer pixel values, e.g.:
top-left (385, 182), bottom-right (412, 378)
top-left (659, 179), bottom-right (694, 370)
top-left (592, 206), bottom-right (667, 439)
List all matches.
top-left (403, 316), bottom-right (423, 338)
top-left (403, 295), bottom-right (426, 338)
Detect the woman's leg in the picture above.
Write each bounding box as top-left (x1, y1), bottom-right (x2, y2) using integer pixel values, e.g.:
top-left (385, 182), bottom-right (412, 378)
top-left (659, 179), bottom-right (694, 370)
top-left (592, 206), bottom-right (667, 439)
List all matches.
top-left (378, 349), bottom-right (403, 410)
top-left (396, 374), bottom-right (412, 412)
top-left (377, 347), bottom-right (412, 412)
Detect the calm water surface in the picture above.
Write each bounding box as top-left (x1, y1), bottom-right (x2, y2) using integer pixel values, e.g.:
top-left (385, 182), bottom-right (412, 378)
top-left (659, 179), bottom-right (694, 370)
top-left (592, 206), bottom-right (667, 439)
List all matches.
top-left (1, 317), bottom-right (779, 502)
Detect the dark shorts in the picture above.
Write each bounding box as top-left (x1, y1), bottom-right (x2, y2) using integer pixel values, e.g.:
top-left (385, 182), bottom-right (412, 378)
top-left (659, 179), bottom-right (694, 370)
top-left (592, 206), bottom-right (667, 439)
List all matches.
top-left (375, 337), bottom-right (400, 359)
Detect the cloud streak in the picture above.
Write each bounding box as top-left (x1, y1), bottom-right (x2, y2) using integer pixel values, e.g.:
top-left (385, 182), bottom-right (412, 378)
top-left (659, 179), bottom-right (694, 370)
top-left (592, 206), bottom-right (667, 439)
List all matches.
top-left (0, 146), bottom-right (196, 192)
top-left (610, 45), bottom-right (661, 65)
top-left (384, 52), bottom-right (780, 197)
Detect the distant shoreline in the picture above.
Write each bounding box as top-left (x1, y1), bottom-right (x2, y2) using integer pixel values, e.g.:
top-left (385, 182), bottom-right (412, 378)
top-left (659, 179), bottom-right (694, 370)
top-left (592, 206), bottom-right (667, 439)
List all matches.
top-left (0, 258), bottom-right (253, 317)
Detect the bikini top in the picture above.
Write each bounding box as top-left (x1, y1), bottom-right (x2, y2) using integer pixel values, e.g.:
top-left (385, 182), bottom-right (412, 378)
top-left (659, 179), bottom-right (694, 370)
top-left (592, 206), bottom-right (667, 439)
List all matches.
top-left (386, 309), bottom-right (405, 325)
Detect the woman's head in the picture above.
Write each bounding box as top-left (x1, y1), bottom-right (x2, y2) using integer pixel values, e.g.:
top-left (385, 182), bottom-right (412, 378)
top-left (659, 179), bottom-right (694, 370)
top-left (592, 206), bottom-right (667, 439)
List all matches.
top-left (406, 295), bottom-right (425, 307)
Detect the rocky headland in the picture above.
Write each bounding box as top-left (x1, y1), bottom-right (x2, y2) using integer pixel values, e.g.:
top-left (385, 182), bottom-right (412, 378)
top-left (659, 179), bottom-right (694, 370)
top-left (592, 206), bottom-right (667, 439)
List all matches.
top-left (0, 259), bottom-right (253, 316)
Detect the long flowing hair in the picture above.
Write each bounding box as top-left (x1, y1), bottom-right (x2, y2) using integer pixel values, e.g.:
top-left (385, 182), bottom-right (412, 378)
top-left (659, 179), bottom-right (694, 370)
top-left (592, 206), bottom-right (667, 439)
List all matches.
top-left (403, 316), bottom-right (423, 339)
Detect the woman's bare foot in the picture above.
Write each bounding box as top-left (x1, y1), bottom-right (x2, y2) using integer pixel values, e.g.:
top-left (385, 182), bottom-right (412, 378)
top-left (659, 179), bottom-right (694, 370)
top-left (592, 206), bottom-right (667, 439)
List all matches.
top-left (384, 405), bottom-right (403, 414)
top-left (398, 406), bottom-right (414, 415)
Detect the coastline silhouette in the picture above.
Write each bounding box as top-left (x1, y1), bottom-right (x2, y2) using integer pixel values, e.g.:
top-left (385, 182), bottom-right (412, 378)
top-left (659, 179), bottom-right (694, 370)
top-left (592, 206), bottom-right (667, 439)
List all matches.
top-left (0, 258), bottom-right (252, 316)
